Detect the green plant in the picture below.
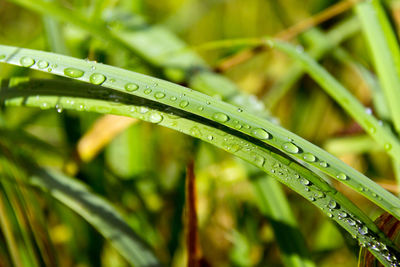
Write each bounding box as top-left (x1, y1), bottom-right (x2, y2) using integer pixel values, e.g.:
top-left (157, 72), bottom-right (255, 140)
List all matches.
top-left (1, 0), bottom-right (400, 266)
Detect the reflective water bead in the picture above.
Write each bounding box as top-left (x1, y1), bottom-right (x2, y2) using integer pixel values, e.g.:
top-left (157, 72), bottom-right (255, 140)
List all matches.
top-left (20, 56), bottom-right (35, 67)
top-left (125, 83), bottom-right (139, 92)
top-left (64, 67), bottom-right (84, 78)
top-left (154, 92), bottom-right (166, 99)
top-left (90, 73), bottom-right (106, 85)
top-left (319, 161), bottom-right (329, 168)
top-left (300, 178), bottom-right (310, 185)
top-left (358, 226), bottom-right (368, 235)
top-left (251, 128), bottom-right (270, 140)
top-left (148, 113), bottom-right (163, 123)
top-left (179, 100), bottom-right (189, 108)
top-left (303, 153), bottom-right (316, 162)
top-left (385, 143), bottom-right (392, 151)
top-left (37, 60), bottom-right (49, 69)
top-left (282, 142), bottom-right (299, 153)
top-left (144, 89), bottom-right (152, 94)
top-left (336, 173), bottom-right (348, 181)
top-left (212, 112), bottom-right (229, 122)
top-left (328, 200), bottom-right (337, 209)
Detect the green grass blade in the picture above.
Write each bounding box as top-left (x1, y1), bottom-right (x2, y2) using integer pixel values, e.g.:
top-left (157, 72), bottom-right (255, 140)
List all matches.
top-left (356, 0), bottom-right (400, 134)
top-left (1, 44), bottom-right (399, 226)
top-left (2, 77), bottom-right (399, 266)
top-left (28, 168), bottom-right (161, 267)
top-left (252, 173), bottom-right (314, 267)
top-left (264, 17), bottom-right (360, 109)
top-left (7, 0), bottom-right (271, 119)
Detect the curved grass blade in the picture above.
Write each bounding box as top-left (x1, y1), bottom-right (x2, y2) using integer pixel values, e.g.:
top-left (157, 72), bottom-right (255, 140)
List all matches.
top-left (1, 78), bottom-right (400, 266)
top-left (0, 142), bottom-right (161, 267)
top-left (356, 0), bottom-right (400, 134)
top-left (7, 0), bottom-right (271, 119)
top-left (1, 45), bottom-right (399, 226)
top-left (264, 16), bottom-right (360, 109)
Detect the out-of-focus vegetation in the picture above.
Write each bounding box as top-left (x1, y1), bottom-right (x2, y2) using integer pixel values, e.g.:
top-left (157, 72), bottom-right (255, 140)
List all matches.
top-left (1, 0), bottom-right (400, 266)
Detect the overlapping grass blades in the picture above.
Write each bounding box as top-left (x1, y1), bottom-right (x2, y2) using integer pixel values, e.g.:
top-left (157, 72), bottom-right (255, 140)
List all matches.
top-left (0, 138), bottom-right (161, 267)
top-left (0, 45), bottom-right (400, 265)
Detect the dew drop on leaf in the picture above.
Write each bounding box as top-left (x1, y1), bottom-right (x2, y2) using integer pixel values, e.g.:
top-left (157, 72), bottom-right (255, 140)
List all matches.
top-left (303, 153), bottom-right (316, 162)
top-left (251, 128), bottom-right (270, 140)
top-left (37, 60), bottom-right (49, 69)
top-left (64, 67), bottom-right (84, 78)
top-left (90, 73), bottom-right (106, 85)
top-left (337, 173), bottom-right (348, 181)
top-left (179, 100), bottom-right (189, 108)
top-left (328, 200), bottom-right (337, 209)
top-left (20, 56), bottom-right (35, 67)
top-left (212, 112), bottom-right (229, 122)
top-left (282, 142), bottom-right (299, 153)
top-left (320, 161), bottom-right (329, 168)
top-left (125, 83), bottom-right (139, 92)
top-left (148, 112), bottom-right (163, 124)
top-left (154, 92), bottom-right (166, 99)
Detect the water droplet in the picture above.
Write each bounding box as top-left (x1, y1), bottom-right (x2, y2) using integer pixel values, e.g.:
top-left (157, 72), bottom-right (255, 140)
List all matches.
top-left (314, 191), bottom-right (325, 198)
top-left (303, 153), bottom-right (316, 162)
top-left (347, 219), bottom-right (356, 226)
top-left (300, 178), bottom-right (310, 185)
top-left (358, 226), bottom-right (368, 235)
top-left (244, 124), bottom-right (251, 129)
top-left (213, 112), bottom-right (229, 122)
top-left (328, 200), bottom-right (337, 209)
top-left (109, 78), bottom-right (116, 83)
top-left (154, 92), bottom-right (165, 99)
top-left (198, 106), bottom-right (204, 111)
top-left (320, 161), bottom-right (328, 168)
top-left (254, 155), bottom-right (265, 166)
top-left (47, 68), bottom-right (52, 72)
top-left (385, 143), bottom-right (392, 151)
top-left (179, 100), bottom-right (189, 108)
top-left (144, 88), bottom-right (152, 94)
top-left (148, 112), bottom-right (163, 123)
top-left (139, 107), bottom-right (149, 114)
top-left (368, 126), bottom-right (376, 134)
top-left (337, 173), bottom-right (348, 181)
top-left (20, 56), bottom-right (35, 67)
top-left (338, 211), bottom-right (347, 218)
top-left (125, 83), bottom-right (139, 92)
top-left (207, 135), bottom-right (214, 141)
top-left (0, 55), bottom-right (5, 60)
top-left (37, 60), bottom-right (49, 69)
top-left (90, 73), bottom-right (106, 85)
top-left (55, 104), bottom-right (63, 113)
top-left (170, 96), bottom-right (177, 101)
top-left (309, 196), bottom-right (316, 202)
top-left (282, 142), bottom-right (299, 153)
top-left (327, 213), bottom-right (333, 218)
top-left (365, 107), bottom-right (372, 115)
top-left (237, 108), bottom-right (243, 112)
top-left (41, 102), bottom-right (48, 109)
top-left (252, 128), bottom-right (270, 140)
top-left (235, 124), bottom-right (242, 130)
top-left (64, 67), bottom-right (84, 78)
